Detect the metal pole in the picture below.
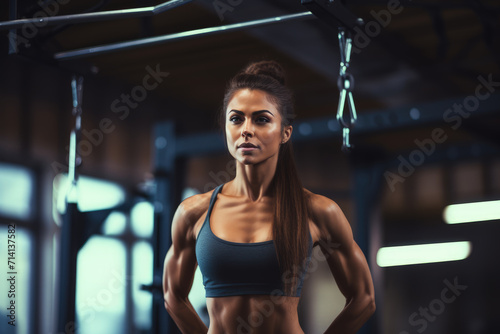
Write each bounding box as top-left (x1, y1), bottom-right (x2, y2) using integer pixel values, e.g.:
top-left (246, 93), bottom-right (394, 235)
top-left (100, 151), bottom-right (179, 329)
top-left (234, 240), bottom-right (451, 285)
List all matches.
top-left (0, 0), bottom-right (192, 31)
top-left (57, 75), bottom-right (84, 333)
top-left (353, 164), bottom-right (384, 334)
top-left (153, 121), bottom-right (183, 334)
top-left (68, 76), bottom-right (83, 189)
top-left (153, 0), bottom-right (191, 14)
top-left (54, 11), bottom-right (314, 60)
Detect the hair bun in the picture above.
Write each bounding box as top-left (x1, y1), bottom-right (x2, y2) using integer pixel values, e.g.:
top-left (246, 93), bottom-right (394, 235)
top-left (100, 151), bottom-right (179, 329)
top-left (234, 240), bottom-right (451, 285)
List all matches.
top-left (243, 60), bottom-right (286, 86)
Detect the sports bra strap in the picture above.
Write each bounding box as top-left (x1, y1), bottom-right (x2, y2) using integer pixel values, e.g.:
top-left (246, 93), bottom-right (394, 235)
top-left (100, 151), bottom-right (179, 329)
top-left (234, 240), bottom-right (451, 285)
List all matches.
top-left (206, 184), bottom-right (223, 216)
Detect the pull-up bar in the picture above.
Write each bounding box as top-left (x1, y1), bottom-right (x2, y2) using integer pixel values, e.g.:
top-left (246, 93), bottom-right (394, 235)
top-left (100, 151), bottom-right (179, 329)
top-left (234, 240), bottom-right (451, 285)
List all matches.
top-left (53, 0), bottom-right (364, 152)
top-left (54, 11), bottom-right (315, 60)
top-left (0, 0), bottom-right (192, 31)
top-left (47, 0), bottom-right (363, 151)
top-left (53, 1), bottom-right (364, 61)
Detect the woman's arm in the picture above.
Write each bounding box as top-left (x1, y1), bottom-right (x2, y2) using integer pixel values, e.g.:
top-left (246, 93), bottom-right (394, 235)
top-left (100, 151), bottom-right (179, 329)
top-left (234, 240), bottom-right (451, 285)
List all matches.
top-left (311, 194), bottom-right (376, 334)
top-left (162, 197), bottom-right (209, 334)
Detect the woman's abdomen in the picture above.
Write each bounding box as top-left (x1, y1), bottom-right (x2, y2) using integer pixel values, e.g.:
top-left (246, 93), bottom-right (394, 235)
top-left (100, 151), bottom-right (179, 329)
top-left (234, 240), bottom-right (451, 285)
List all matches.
top-left (206, 295), bottom-right (304, 334)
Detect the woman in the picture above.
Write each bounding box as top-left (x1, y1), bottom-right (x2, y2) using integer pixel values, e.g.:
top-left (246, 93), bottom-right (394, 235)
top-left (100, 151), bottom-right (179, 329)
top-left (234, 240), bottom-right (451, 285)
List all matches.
top-left (162, 60), bottom-right (375, 334)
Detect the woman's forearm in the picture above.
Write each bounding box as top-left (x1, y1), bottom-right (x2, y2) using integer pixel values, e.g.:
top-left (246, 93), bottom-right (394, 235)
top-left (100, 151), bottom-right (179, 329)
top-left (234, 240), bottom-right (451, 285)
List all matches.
top-left (324, 294), bottom-right (376, 334)
top-left (164, 294), bottom-right (208, 334)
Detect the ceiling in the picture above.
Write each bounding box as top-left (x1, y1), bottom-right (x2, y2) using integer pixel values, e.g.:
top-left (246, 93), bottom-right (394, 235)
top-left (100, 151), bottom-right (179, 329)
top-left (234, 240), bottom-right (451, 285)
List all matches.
top-left (3, 0), bottom-right (500, 149)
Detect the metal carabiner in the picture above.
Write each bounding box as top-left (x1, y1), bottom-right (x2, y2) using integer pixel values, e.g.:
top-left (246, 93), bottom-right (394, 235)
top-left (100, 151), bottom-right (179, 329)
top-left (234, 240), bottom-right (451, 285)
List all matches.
top-left (336, 28), bottom-right (357, 152)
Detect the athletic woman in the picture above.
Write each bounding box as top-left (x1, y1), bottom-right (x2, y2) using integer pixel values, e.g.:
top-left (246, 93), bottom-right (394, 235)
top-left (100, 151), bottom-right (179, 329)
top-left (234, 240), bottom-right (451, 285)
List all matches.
top-left (162, 61), bottom-right (375, 334)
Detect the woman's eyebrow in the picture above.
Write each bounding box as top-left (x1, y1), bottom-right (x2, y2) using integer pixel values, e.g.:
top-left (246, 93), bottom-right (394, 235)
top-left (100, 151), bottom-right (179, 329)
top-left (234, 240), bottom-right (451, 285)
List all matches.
top-left (229, 109), bottom-right (275, 116)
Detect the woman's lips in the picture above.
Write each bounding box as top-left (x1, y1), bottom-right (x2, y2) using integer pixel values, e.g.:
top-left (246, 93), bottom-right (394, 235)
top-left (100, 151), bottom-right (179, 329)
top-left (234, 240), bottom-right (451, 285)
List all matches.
top-left (238, 143), bottom-right (258, 152)
top-left (239, 147), bottom-right (257, 152)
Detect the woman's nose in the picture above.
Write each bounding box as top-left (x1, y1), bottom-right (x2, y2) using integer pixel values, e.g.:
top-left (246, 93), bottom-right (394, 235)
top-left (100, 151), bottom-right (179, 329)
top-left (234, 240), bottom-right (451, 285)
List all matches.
top-left (242, 120), bottom-right (254, 138)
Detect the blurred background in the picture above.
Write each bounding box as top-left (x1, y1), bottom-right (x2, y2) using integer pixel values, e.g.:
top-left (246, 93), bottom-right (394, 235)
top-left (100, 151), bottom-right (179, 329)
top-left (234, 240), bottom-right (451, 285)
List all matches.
top-left (0, 0), bottom-right (499, 333)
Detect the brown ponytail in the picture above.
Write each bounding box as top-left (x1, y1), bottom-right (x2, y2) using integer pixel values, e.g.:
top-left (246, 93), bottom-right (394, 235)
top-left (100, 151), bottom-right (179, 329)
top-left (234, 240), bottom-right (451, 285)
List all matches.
top-left (220, 60), bottom-right (310, 295)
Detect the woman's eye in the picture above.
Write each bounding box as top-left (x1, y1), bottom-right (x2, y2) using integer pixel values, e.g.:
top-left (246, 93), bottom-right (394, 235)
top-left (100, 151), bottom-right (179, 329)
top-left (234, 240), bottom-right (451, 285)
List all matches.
top-left (229, 116), bottom-right (241, 122)
top-left (256, 117), bottom-right (270, 123)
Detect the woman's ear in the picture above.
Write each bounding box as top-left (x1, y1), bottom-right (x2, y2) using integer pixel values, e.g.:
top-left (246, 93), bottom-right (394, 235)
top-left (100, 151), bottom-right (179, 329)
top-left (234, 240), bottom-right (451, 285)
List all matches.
top-left (281, 125), bottom-right (293, 144)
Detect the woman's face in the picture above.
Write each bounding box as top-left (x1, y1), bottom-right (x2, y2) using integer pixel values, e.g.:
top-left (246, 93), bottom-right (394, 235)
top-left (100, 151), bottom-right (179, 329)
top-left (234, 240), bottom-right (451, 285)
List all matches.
top-left (225, 88), bottom-right (292, 166)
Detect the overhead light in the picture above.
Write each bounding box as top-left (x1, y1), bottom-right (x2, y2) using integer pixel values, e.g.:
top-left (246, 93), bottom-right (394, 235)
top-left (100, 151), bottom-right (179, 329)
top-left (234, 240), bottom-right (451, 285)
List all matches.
top-left (376, 241), bottom-right (471, 267)
top-left (443, 200), bottom-right (500, 224)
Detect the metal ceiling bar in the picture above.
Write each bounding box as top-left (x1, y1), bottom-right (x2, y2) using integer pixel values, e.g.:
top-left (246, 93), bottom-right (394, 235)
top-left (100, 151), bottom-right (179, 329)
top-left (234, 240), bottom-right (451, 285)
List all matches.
top-left (153, 0), bottom-right (191, 14)
top-left (0, 0), bottom-right (192, 31)
top-left (54, 11), bottom-right (314, 60)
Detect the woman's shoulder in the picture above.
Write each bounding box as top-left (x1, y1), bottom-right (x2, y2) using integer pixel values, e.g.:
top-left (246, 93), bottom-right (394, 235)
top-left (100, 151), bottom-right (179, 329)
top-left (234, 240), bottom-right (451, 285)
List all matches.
top-left (303, 188), bottom-right (342, 218)
top-left (303, 187), bottom-right (348, 237)
top-left (176, 187), bottom-right (217, 226)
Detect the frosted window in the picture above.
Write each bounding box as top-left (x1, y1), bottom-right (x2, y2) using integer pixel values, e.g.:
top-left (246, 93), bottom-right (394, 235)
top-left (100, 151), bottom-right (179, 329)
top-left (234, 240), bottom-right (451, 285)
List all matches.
top-left (132, 242), bottom-right (153, 329)
top-left (130, 201), bottom-right (154, 238)
top-left (0, 163), bottom-right (33, 220)
top-left (102, 212), bottom-right (127, 236)
top-left (76, 236), bottom-right (127, 334)
top-left (0, 227), bottom-right (33, 334)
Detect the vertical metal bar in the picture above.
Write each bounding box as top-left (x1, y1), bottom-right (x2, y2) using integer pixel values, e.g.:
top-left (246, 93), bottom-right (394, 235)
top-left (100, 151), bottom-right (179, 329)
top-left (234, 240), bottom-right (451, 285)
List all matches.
top-left (19, 66), bottom-right (31, 153)
top-left (353, 163), bottom-right (383, 334)
top-left (153, 121), bottom-right (182, 334)
top-left (58, 75), bottom-right (84, 333)
top-left (57, 203), bottom-right (79, 333)
top-left (68, 131), bottom-right (76, 185)
top-left (125, 218), bottom-right (134, 334)
top-left (68, 76), bottom-right (83, 189)
top-left (32, 164), bottom-right (43, 334)
top-left (369, 192), bottom-right (384, 334)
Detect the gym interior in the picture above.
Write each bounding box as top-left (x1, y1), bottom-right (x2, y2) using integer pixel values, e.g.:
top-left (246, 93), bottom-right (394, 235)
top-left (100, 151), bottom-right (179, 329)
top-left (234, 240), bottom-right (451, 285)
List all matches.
top-left (1, 0), bottom-right (499, 333)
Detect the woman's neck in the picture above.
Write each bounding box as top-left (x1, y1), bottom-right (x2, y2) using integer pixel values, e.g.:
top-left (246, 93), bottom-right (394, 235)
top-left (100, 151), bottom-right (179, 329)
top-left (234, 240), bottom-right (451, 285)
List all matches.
top-left (229, 155), bottom-right (278, 202)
